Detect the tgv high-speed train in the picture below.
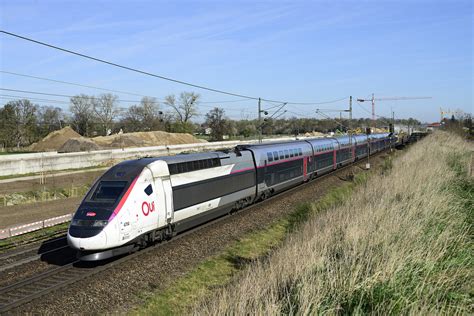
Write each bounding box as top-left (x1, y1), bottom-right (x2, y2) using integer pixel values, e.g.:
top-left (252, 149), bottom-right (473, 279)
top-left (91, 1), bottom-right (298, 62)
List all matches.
top-left (68, 133), bottom-right (394, 260)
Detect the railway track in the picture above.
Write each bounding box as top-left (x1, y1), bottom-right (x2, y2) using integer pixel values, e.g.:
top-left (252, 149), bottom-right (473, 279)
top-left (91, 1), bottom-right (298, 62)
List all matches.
top-left (0, 150), bottom-right (392, 313)
top-left (0, 236), bottom-right (69, 273)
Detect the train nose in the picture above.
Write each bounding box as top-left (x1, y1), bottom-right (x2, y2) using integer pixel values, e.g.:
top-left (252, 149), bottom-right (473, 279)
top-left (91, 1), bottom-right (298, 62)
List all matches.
top-left (67, 230), bottom-right (107, 250)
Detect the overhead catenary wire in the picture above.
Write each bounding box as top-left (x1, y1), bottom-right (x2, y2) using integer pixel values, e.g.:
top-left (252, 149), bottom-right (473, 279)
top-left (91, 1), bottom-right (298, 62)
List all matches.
top-left (356, 101), bottom-right (392, 125)
top-left (315, 110), bottom-right (351, 130)
top-left (0, 94), bottom-right (69, 105)
top-left (0, 30), bottom-right (348, 106)
top-left (1, 70), bottom-right (147, 97)
top-left (0, 93), bottom-right (255, 114)
top-left (0, 73), bottom-right (253, 105)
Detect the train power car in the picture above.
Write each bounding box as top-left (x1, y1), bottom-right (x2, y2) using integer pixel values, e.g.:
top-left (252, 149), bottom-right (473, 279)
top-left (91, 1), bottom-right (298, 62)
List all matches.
top-left (67, 133), bottom-right (394, 260)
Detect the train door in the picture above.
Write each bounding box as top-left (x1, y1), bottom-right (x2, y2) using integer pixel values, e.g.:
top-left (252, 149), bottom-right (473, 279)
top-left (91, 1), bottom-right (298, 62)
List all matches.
top-left (303, 156), bottom-right (308, 180)
top-left (150, 175), bottom-right (173, 229)
top-left (146, 161), bottom-right (174, 230)
top-left (161, 175), bottom-right (173, 225)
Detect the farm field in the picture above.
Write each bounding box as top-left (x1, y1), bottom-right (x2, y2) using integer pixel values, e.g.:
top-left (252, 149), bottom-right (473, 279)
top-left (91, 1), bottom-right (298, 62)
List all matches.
top-left (185, 131), bottom-right (473, 314)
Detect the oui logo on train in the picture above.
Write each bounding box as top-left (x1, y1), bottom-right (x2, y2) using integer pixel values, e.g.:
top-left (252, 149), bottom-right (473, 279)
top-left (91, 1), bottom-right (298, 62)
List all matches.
top-left (142, 201), bottom-right (155, 216)
top-left (141, 183), bottom-right (155, 216)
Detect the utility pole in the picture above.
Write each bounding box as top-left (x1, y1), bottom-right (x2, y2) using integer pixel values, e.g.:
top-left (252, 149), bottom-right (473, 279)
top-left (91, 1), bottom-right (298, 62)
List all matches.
top-left (390, 110), bottom-right (395, 152)
top-left (349, 96), bottom-right (353, 122)
top-left (371, 93), bottom-right (375, 128)
top-left (348, 96), bottom-right (353, 145)
top-left (258, 97), bottom-right (262, 143)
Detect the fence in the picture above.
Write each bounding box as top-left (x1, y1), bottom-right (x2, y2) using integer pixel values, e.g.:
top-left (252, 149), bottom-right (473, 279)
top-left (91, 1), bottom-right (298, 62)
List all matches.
top-left (0, 214), bottom-right (72, 239)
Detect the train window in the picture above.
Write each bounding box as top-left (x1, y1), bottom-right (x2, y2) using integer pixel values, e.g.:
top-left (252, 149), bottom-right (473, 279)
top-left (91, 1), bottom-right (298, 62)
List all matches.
top-left (284, 150), bottom-right (289, 158)
top-left (187, 161), bottom-right (194, 171)
top-left (298, 148), bottom-right (303, 156)
top-left (279, 151), bottom-right (284, 160)
top-left (90, 181), bottom-right (127, 204)
top-left (289, 149), bottom-right (294, 157)
top-left (178, 163), bottom-right (187, 173)
top-left (144, 184), bottom-right (153, 196)
top-left (168, 158), bottom-right (221, 175)
top-left (168, 164), bottom-right (178, 174)
top-left (267, 152), bottom-right (273, 162)
top-left (273, 151), bottom-right (279, 160)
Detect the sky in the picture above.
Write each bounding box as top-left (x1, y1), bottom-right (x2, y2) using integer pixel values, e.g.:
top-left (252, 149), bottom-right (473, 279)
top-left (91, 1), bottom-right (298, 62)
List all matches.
top-left (0, 0), bottom-right (472, 123)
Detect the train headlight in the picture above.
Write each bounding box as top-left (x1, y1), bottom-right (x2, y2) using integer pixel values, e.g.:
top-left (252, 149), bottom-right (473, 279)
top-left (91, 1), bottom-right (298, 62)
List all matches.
top-left (71, 219), bottom-right (80, 226)
top-left (92, 220), bottom-right (109, 227)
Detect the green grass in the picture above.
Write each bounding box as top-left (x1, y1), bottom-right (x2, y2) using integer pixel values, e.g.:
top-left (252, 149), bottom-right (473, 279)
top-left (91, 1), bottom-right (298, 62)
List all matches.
top-left (312, 149), bottom-right (473, 314)
top-left (132, 171), bottom-right (369, 315)
top-left (0, 185), bottom-right (90, 206)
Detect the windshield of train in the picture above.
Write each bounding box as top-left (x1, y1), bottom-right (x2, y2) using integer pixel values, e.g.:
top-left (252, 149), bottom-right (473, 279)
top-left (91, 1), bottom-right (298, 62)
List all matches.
top-left (89, 181), bottom-right (128, 205)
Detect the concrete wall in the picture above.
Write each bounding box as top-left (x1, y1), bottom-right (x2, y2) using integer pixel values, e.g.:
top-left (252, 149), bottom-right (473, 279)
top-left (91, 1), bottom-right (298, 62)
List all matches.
top-left (0, 137), bottom-right (296, 177)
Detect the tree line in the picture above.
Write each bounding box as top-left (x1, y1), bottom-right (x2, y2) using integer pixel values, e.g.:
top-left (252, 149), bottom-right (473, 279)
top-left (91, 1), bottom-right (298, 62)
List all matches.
top-left (0, 91), bottom-right (429, 149)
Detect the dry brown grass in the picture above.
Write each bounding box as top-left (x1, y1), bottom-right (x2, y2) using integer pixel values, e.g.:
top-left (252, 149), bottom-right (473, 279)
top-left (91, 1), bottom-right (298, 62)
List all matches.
top-left (193, 132), bottom-right (473, 315)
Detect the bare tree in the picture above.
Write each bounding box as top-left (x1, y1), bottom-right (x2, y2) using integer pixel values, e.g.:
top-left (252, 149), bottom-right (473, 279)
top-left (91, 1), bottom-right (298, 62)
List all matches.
top-left (205, 107), bottom-right (229, 141)
top-left (164, 92), bottom-right (199, 123)
top-left (70, 94), bottom-right (94, 136)
top-left (92, 94), bottom-right (119, 135)
top-left (140, 97), bottom-right (162, 130)
top-left (0, 99), bottom-right (38, 147)
top-left (38, 106), bottom-right (64, 135)
top-left (120, 97), bottom-right (163, 132)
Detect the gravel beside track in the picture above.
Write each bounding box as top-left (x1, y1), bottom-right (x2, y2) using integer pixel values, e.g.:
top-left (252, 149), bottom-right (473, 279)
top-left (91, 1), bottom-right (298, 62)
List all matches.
top-left (7, 152), bottom-right (391, 314)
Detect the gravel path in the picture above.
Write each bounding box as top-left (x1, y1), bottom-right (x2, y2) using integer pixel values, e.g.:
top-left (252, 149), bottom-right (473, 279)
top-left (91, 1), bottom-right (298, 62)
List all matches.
top-left (11, 153), bottom-right (390, 314)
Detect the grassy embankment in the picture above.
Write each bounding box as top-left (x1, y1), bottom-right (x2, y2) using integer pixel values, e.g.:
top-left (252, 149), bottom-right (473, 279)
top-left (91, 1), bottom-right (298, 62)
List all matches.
top-left (191, 132), bottom-right (473, 314)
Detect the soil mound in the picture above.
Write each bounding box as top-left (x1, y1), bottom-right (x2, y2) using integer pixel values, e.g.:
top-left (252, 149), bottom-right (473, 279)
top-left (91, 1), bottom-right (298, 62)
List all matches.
top-left (30, 126), bottom-right (81, 152)
top-left (58, 137), bottom-right (101, 153)
top-left (31, 128), bottom-right (205, 152)
top-left (93, 131), bottom-right (205, 148)
top-left (304, 131), bottom-right (326, 137)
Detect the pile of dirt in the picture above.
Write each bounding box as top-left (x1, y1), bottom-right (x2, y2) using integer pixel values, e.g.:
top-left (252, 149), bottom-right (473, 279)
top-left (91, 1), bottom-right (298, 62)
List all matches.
top-left (30, 127), bottom-right (81, 152)
top-left (93, 131), bottom-right (205, 148)
top-left (58, 137), bottom-right (102, 153)
top-left (304, 131), bottom-right (326, 137)
top-left (31, 128), bottom-right (205, 153)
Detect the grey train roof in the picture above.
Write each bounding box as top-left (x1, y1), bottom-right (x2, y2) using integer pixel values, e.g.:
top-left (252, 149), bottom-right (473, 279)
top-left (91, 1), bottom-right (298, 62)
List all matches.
top-left (236, 139), bottom-right (311, 150)
top-left (101, 133), bottom-right (390, 182)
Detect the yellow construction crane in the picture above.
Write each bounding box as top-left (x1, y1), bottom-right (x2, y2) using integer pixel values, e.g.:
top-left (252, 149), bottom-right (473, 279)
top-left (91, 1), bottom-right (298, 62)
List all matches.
top-left (440, 107), bottom-right (456, 122)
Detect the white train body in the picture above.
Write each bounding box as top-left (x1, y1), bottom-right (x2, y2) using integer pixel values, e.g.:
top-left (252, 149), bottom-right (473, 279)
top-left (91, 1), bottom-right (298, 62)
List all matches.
top-left (67, 134), bottom-right (394, 260)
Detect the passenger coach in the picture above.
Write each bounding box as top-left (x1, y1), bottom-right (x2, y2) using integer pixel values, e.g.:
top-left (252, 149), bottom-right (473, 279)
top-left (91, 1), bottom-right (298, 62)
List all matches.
top-left (68, 133), bottom-right (394, 260)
